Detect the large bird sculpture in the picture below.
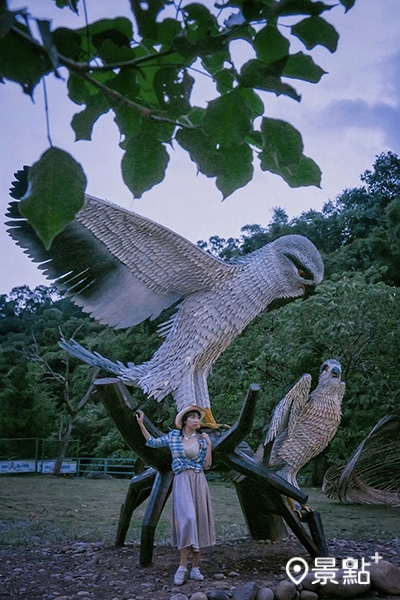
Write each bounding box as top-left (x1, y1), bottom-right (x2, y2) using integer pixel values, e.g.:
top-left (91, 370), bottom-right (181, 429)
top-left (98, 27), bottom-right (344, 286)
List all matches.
top-left (7, 192), bottom-right (324, 426)
top-left (262, 359), bottom-right (345, 494)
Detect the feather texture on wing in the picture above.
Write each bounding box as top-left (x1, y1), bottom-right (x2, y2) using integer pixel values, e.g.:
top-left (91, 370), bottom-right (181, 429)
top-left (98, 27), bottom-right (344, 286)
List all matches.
top-left (263, 359), bottom-right (345, 488)
top-left (264, 374), bottom-right (312, 444)
top-left (6, 191), bottom-right (325, 414)
top-left (7, 195), bottom-right (235, 329)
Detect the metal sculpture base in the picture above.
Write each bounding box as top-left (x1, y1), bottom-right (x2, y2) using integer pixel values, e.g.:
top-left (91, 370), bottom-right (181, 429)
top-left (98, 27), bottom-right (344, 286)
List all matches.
top-left (95, 379), bottom-right (328, 566)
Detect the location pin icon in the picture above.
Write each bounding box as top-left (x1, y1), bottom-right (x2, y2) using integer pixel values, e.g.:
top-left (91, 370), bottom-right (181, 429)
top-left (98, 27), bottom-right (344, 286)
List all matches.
top-left (286, 557), bottom-right (309, 585)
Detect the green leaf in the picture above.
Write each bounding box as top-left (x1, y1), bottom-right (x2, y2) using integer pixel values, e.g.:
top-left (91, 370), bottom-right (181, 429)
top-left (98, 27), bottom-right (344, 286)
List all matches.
top-left (200, 50), bottom-right (228, 75)
top-left (67, 72), bottom-right (89, 105)
top-left (153, 67), bottom-right (194, 117)
top-left (259, 117), bottom-right (321, 187)
top-left (0, 4), bottom-right (15, 36)
top-left (113, 105), bottom-right (142, 142)
top-left (283, 155), bottom-right (322, 187)
top-left (178, 106), bottom-right (205, 127)
top-left (109, 73), bottom-right (142, 138)
top-left (135, 60), bottom-right (161, 107)
top-left (107, 67), bottom-right (140, 101)
top-left (260, 117), bottom-right (303, 174)
top-left (210, 66), bottom-right (235, 94)
top-left (157, 17), bottom-right (182, 46)
top-left (202, 51), bottom-right (233, 93)
top-left (237, 88), bottom-right (265, 119)
top-left (140, 117), bottom-right (175, 145)
top-left (183, 3), bottom-right (219, 41)
top-left (74, 18), bottom-right (133, 61)
top-left (18, 147), bottom-right (86, 249)
top-left (216, 143), bottom-right (254, 198)
top-left (239, 59), bottom-right (301, 101)
top-left (54, 0), bottom-right (79, 13)
top-left (71, 92), bottom-right (111, 140)
top-left (193, 33), bottom-right (230, 59)
top-left (176, 128), bottom-right (220, 178)
top-left (95, 38), bottom-right (136, 64)
top-left (339, 0), bottom-right (356, 12)
top-left (172, 35), bottom-right (197, 61)
top-left (177, 127), bottom-right (253, 198)
top-left (52, 27), bottom-right (82, 61)
top-left (275, 0), bottom-right (333, 17)
top-left (203, 92), bottom-right (253, 146)
top-left (0, 26), bottom-right (52, 95)
top-left (129, 0), bottom-right (165, 40)
top-left (121, 135), bottom-right (169, 198)
top-left (81, 18), bottom-right (133, 42)
top-left (254, 23), bottom-right (290, 64)
top-left (283, 52), bottom-right (326, 83)
top-left (291, 16), bottom-right (339, 53)
top-left (91, 27), bottom-right (132, 53)
top-left (241, 0), bottom-right (269, 20)
top-left (245, 129), bottom-right (263, 150)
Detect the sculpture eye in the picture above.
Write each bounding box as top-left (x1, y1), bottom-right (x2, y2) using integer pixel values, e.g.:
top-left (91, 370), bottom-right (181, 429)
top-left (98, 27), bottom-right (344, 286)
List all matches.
top-left (283, 252), bottom-right (314, 281)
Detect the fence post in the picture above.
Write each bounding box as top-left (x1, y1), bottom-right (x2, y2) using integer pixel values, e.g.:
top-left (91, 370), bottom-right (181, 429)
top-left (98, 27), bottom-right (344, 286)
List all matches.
top-left (35, 438), bottom-right (39, 473)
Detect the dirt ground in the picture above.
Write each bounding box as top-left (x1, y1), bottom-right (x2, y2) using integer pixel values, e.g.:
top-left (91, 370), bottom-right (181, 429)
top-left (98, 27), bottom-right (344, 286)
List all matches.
top-left (1, 535), bottom-right (400, 600)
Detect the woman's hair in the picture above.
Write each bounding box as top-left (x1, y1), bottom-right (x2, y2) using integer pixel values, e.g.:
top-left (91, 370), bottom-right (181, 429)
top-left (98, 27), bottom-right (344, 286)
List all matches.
top-left (181, 409), bottom-right (202, 428)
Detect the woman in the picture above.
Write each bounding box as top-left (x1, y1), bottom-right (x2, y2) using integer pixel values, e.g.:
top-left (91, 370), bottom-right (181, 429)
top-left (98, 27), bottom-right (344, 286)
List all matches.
top-left (136, 405), bottom-right (215, 585)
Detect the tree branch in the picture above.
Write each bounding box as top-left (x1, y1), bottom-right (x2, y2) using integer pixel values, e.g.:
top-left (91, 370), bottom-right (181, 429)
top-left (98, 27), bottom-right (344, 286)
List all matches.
top-left (62, 48), bottom-right (177, 73)
top-left (11, 24), bottom-right (195, 128)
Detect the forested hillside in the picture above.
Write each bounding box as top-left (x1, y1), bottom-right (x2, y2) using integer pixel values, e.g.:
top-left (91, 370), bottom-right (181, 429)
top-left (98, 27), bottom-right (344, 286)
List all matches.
top-left (1, 152), bottom-right (399, 475)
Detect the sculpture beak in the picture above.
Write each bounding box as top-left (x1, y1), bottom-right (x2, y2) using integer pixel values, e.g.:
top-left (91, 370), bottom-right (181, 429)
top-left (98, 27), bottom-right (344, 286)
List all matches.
top-left (302, 284), bottom-right (316, 299)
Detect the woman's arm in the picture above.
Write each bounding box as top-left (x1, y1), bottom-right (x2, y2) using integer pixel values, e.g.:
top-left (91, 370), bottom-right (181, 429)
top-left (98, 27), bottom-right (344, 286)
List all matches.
top-left (135, 409), bottom-right (152, 441)
top-left (201, 432), bottom-right (212, 470)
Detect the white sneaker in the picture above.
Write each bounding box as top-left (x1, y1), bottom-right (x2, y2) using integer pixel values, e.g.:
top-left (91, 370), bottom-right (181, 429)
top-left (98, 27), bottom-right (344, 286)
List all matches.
top-left (190, 567), bottom-right (204, 581)
top-left (174, 565), bottom-right (188, 585)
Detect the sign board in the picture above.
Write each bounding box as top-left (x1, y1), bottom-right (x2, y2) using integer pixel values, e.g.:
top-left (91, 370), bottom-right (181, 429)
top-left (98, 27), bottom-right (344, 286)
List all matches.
top-left (0, 460), bottom-right (77, 474)
top-left (0, 460), bottom-right (36, 473)
top-left (38, 460), bottom-right (77, 474)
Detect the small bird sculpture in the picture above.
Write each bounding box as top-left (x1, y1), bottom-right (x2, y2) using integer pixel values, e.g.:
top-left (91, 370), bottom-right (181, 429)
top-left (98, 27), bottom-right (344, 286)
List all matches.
top-left (7, 193), bottom-right (324, 426)
top-left (263, 359), bottom-right (345, 494)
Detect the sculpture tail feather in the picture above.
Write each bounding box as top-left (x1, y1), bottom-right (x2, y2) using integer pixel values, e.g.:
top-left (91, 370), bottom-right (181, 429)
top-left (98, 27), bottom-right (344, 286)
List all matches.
top-left (59, 338), bottom-right (139, 383)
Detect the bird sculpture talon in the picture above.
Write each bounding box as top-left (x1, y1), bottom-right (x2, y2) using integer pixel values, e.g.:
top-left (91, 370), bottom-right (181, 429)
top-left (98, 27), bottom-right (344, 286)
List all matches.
top-left (290, 500), bottom-right (313, 518)
top-left (287, 497), bottom-right (304, 517)
top-left (202, 407), bottom-right (219, 429)
top-left (201, 407), bottom-right (230, 430)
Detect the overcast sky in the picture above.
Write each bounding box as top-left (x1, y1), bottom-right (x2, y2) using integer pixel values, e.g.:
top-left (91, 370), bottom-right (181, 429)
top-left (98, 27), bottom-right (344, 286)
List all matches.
top-left (1, 0), bottom-right (400, 295)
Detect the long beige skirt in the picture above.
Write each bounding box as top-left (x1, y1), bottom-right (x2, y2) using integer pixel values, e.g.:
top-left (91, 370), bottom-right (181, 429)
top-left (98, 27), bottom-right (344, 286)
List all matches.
top-left (171, 469), bottom-right (216, 550)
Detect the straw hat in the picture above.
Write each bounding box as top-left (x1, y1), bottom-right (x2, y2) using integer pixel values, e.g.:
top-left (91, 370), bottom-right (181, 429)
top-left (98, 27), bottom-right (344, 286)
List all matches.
top-left (175, 405), bottom-right (206, 429)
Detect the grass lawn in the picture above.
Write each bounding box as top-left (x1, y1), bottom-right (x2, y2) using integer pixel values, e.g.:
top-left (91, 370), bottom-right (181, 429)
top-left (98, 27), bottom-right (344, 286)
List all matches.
top-left (0, 474), bottom-right (399, 547)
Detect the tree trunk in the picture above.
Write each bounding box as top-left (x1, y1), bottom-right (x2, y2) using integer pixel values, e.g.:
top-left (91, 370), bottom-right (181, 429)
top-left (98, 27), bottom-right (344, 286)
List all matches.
top-left (52, 418), bottom-right (73, 476)
top-left (312, 451), bottom-right (327, 487)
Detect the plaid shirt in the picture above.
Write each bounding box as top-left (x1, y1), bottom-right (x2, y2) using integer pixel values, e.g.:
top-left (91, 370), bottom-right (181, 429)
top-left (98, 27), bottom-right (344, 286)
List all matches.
top-left (146, 429), bottom-right (208, 475)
